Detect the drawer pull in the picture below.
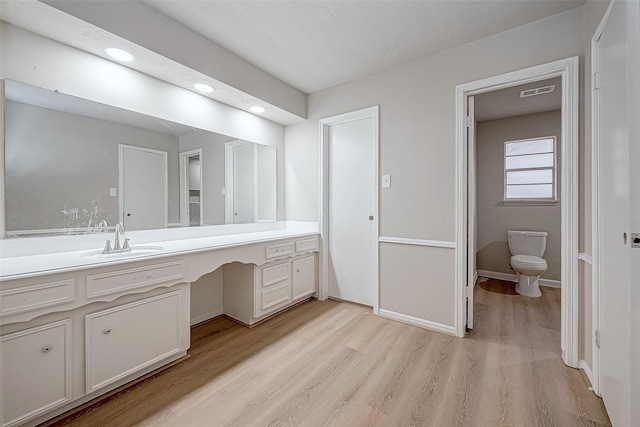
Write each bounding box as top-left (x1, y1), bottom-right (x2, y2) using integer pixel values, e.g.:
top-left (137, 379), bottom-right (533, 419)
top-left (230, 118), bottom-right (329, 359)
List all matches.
top-left (296, 269), bottom-right (301, 273)
top-left (42, 345), bottom-right (52, 353)
top-left (103, 328), bottom-right (112, 335)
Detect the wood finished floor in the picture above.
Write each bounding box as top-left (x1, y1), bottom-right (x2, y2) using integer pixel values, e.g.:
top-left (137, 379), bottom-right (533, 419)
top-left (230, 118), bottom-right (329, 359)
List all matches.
top-left (45, 286), bottom-right (610, 427)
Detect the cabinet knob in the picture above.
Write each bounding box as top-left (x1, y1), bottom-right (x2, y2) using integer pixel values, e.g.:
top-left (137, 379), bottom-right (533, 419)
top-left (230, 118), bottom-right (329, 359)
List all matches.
top-left (42, 345), bottom-right (52, 353)
top-left (104, 328), bottom-right (112, 335)
top-left (296, 269), bottom-right (301, 273)
top-left (146, 273), bottom-right (153, 279)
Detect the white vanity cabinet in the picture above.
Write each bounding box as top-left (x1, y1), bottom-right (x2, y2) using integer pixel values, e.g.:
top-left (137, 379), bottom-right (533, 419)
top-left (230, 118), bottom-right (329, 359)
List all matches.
top-left (0, 229), bottom-right (319, 426)
top-left (224, 251), bottom-right (317, 325)
top-left (1, 319), bottom-right (72, 427)
top-left (0, 257), bottom-right (190, 427)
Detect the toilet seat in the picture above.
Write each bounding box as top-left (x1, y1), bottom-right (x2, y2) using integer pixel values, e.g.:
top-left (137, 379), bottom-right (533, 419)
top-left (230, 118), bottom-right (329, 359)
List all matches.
top-left (511, 254), bottom-right (547, 269)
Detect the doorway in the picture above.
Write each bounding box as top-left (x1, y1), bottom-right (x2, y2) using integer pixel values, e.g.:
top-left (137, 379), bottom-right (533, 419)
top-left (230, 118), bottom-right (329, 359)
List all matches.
top-left (455, 57), bottom-right (579, 368)
top-left (180, 149), bottom-right (203, 227)
top-left (319, 106), bottom-right (379, 309)
top-left (118, 144), bottom-right (168, 231)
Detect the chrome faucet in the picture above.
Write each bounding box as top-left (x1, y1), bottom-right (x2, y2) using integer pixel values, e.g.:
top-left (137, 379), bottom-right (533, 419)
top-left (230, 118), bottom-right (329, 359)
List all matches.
top-left (101, 221), bottom-right (131, 254)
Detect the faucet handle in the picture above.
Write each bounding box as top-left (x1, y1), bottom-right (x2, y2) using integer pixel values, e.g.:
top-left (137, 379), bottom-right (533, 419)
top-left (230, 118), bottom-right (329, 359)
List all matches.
top-left (101, 240), bottom-right (112, 254)
top-left (122, 238), bottom-right (131, 252)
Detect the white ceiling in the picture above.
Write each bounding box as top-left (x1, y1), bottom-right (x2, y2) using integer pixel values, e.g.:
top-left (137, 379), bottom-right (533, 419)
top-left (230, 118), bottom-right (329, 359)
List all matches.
top-left (146, 0), bottom-right (585, 94)
top-left (1, 0), bottom-right (584, 125)
top-left (474, 76), bottom-right (562, 122)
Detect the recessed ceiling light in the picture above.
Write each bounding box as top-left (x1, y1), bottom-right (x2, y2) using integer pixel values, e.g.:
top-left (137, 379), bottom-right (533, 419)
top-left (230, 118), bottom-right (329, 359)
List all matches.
top-left (249, 106), bottom-right (266, 113)
top-left (104, 47), bottom-right (135, 62)
top-left (193, 83), bottom-right (214, 93)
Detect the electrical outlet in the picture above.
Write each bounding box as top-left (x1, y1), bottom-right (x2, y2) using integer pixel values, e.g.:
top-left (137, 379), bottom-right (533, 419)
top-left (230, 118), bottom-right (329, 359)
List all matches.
top-left (632, 233), bottom-right (640, 248)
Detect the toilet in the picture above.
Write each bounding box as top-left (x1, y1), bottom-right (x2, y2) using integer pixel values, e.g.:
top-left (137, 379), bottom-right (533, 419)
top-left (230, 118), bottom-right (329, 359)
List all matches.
top-left (507, 230), bottom-right (548, 297)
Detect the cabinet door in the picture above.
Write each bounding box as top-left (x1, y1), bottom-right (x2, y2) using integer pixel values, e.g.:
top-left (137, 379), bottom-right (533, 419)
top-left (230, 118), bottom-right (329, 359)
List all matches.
top-left (292, 255), bottom-right (317, 301)
top-left (1, 319), bottom-right (72, 427)
top-left (85, 291), bottom-right (182, 392)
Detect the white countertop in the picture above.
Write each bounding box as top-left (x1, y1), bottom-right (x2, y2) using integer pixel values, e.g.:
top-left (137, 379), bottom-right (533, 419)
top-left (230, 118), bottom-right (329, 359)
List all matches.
top-left (0, 222), bottom-right (319, 281)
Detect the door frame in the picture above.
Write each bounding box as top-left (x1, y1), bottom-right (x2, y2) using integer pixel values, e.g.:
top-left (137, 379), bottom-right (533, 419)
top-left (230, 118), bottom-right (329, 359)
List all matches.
top-left (118, 144), bottom-right (168, 229)
top-left (319, 106), bottom-right (380, 313)
top-left (179, 148), bottom-right (203, 227)
top-left (454, 57), bottom-right (580, 368)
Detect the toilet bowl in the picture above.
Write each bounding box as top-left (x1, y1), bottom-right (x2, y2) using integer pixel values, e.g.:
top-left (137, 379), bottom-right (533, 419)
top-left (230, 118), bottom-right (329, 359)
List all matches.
top-left (507, 231), bottom-right (548, 297)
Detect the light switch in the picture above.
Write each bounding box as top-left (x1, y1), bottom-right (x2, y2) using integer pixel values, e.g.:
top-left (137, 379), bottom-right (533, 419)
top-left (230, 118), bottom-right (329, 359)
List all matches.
top-left (221, 187), bottom-right (226, 196)
top-left (382, 175), bottom-right (391, 189)
top-left (109, 187), bottom-right (117, 197)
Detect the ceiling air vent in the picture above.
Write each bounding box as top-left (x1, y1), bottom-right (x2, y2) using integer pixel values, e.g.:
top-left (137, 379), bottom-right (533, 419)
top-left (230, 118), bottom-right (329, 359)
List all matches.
top-left (520, 85), bottom-right (555, 98)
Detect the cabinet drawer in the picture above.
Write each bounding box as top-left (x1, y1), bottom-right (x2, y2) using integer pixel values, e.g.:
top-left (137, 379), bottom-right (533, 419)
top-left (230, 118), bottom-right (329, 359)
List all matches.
top-left (85, 291), bottom-right (183, 392)
top-left (261, 262), bottom-right (290, 287)
top-left (265, 242), bottom-right (294, 259)
top-left (295, 237), bottom-right (318, 253)
top-left (1, 319), bottom-right (72, 427)
top-left (255, 281), bottom-right (291, 318)
top-left (86, 260), bottom-right (185, 298)
top-left (1, 279), bottom-right (74, 317)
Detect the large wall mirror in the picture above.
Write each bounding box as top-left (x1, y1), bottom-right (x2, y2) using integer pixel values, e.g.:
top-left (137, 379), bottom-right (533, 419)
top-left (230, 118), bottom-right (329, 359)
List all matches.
top-left (3, 80), bottom-right (277, 238)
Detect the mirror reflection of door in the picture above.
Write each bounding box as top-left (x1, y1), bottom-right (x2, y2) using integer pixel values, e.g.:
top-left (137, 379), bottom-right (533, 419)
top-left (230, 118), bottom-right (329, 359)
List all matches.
top-left (179, 149), bottom-right (203, 227)
top-left (119, 145), bottom-right (168, 231)
top-left (225, 140), bottom-right (277, 225)
top-left (232, 143), bottom-right (255, 223)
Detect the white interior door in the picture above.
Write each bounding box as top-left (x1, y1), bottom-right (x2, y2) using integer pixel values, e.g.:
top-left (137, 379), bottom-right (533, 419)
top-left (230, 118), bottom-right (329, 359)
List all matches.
top-left (327, 115), bottom-right (377, 306)
top-left (467, 95), bottom-right (476, 329)
top-left (120, 145), bottom-right (167, 231)
top-left (232, 144), bottom-right (255, 224)
top-left (595, 1), bottom-right (631, 425)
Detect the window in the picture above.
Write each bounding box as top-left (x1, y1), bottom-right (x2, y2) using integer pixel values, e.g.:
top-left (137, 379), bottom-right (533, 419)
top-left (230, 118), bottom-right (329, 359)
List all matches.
top-left (504, 136), bottom-right (556, 201)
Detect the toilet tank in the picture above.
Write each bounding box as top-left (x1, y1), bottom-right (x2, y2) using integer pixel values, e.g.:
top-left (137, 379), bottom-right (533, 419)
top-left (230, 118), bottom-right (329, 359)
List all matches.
top-left (507, 230), bottom-right (547, 257)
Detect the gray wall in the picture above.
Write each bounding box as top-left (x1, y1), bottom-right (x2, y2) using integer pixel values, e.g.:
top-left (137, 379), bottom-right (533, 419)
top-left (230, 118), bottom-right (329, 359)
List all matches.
top-left (5, 101), bottom-right (180, 231)
top-left (179, 130), bottom-right (232, 225)
top-left (285, 7), bottom-right (583, 329)
top-left (476, 110), bottom-right (561, 281)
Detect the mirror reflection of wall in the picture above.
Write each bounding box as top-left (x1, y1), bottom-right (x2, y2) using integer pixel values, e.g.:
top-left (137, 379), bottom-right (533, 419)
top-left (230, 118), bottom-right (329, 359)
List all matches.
top-left (3, 80), bottom-right (278, 238)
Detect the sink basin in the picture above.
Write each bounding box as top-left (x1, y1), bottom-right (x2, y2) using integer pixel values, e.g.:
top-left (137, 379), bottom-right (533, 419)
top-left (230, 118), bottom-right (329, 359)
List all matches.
top-left (81, 245), bottom-right (165, 258)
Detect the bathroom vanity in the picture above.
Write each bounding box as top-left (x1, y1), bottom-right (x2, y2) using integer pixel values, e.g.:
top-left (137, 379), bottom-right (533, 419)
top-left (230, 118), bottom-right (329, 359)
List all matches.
top-left (0, 224), bottom-right (319, 427)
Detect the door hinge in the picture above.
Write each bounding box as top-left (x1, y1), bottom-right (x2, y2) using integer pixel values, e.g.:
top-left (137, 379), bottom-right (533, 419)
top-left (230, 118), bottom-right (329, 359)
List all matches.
top-left (465, 116), bottom-right (472, 127)
top-left (593, 72), bottom-right (602, 90)
top-left (595, 329), bottom-right (601, 348)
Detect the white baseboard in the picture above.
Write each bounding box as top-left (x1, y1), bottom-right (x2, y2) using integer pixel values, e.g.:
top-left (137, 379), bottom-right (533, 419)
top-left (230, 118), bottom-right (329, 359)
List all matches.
top-left (378, 309), bottom-right (456, 336)
top-left (477, 269), bottom-right (561, 289)
top-left (578, 359), bottom-right (595, 388)
top-left (190, 308), bottom-right (223, 326)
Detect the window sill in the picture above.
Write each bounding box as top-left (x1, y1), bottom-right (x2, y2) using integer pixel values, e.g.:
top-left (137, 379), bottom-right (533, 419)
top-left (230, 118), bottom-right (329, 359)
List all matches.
top-left (501, 199), bottom-right (559, 206)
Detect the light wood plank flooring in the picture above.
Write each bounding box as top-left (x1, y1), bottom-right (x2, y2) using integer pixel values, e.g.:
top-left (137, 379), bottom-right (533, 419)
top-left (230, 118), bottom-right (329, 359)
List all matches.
top-left (45, 286), bottom-right (610, 426)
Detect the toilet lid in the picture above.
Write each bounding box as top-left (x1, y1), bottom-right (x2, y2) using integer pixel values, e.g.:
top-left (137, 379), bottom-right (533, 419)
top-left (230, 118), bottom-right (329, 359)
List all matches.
top-left (511, 254), bottom-right (547, 267)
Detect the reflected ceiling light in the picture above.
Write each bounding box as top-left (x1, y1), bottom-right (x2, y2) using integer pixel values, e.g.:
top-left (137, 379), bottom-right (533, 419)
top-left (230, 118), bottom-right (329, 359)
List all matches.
top-left (193, 83), bottom-right (214, 93)
top-left (249, 106), bottom-right (266, 113)
top-left (104, 47), bottom-right (135, 62)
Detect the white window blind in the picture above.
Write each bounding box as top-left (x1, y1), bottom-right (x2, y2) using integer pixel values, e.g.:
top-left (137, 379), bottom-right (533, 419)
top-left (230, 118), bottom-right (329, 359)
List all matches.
top-left (504, 137), bottom-right (556, 200)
